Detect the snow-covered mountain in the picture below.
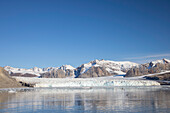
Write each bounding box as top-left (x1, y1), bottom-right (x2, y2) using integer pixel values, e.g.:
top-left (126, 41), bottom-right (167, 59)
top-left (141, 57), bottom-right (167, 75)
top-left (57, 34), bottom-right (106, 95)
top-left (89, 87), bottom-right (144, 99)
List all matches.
top-left (125, 58), bottom-right (170, 77)
top-left (3, 58), bottom-right (170, 78)
top-left (4, 66), bottom-right (44, 76)
top-left (75, 59), bottom-right (139, 78)
top-left (149, 58), bottom-right (170, 68)
top-left (40, 65), bottom-right (76, 78)
top-left (59, 65), bottom-right (75, 71)
top-left (4, 65), bottom-right (75, 77)
top-left (4, 59), bottom-right (139, 78)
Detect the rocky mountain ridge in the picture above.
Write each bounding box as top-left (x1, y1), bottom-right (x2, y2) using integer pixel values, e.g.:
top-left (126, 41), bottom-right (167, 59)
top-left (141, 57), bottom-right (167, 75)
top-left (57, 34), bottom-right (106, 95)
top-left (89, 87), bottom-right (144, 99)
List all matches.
top-left (75, 59), bottom-right (139, 78)
top-left (4, 59), bottom-right (139, 78)
top-left (125, 58), bottom-right (170, 77)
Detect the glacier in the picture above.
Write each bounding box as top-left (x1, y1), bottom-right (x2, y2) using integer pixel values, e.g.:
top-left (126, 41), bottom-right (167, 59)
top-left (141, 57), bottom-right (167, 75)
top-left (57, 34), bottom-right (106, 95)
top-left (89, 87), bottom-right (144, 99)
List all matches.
top-left (14, 77), bottom-right (160, 87)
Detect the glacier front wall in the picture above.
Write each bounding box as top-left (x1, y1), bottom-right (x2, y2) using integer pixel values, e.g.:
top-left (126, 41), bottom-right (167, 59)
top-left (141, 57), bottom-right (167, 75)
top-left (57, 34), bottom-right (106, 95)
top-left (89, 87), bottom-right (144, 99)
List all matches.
top-left (14, 77), bottom-right (160, 87)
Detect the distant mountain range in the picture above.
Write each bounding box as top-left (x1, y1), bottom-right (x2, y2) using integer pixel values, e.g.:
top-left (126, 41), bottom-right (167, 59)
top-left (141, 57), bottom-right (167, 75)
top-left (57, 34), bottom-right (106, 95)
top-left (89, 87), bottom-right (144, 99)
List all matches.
top-left (3, 59), bottom-right (170, 78)
top-left (4, 65), bottom-right (75, 77)
top-left (4, 59), bottom-right (138, 78)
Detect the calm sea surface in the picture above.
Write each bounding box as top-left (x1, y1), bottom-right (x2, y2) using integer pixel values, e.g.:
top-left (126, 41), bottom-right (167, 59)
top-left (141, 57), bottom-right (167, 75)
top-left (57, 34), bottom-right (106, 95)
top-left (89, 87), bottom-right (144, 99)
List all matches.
top-left (0, 86), bottom-right (170, 113)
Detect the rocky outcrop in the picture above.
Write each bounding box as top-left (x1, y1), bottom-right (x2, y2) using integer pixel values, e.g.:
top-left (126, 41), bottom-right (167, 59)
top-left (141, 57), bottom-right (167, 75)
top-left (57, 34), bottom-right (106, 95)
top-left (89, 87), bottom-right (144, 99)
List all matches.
top-left (40, 69), bottom-right (65, 78)
top-left (126, 65), bottom-right (148, 77)
top-left (145, 72), bottom-right (170, 81)
top-left (0, 67), bottom-right (22, 88)
top-left (144, 72), bottom-right (170, 85)
top-left (125, 59), bottom-right (170, 77)
top-left (40, 68), bottom-right (75, 78)
top-left (10, 72), bottom-right (37, 77)
top-left (40, 65), bottom-right (75, 78)
top-left (77, 66), bottom-right (111, 78)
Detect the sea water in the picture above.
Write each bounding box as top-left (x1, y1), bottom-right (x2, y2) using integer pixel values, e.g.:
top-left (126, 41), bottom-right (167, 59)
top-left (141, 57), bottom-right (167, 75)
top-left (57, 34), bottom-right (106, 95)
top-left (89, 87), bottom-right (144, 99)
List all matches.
top-left (0, 86), bottom-right (170, 113)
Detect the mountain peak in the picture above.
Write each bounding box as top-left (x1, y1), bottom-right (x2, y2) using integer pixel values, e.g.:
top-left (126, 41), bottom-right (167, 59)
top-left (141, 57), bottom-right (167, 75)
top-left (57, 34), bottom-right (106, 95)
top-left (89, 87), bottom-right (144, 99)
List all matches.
top-left (76, 59), bottom-right (139, 78)
top-left (163, 58), bottom-right (170, 63)
top-left (59, 65), bottom-right (75, 70)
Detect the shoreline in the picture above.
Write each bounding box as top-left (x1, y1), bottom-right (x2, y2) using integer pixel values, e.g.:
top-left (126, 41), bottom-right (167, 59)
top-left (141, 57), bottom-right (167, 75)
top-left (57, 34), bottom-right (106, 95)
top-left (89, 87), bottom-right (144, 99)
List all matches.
top-left (1, 85), bottom-right (168, 92)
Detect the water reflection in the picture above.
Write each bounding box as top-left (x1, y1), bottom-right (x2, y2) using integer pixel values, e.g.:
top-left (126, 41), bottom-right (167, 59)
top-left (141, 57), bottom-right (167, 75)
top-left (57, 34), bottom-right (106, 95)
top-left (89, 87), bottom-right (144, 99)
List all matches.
top-left (0, 86), bottom-right (170, 113)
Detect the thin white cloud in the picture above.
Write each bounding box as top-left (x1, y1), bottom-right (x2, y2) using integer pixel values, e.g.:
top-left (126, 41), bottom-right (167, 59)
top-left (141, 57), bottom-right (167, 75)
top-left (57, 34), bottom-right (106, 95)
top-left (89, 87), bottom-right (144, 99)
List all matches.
top-left (125, 53), bottom-right (170, 60)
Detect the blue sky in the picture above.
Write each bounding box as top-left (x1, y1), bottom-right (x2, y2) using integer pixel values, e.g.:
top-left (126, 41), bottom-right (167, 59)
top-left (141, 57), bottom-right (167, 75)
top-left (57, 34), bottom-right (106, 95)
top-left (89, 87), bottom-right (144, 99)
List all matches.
top-left (0, 0), bottom-right (170, 68)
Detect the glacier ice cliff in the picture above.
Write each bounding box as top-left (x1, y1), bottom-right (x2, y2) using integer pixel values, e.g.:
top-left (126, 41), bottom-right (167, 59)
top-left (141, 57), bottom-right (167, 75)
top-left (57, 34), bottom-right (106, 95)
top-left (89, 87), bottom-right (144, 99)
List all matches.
top-left (14, 77), bottom-right (160, 87)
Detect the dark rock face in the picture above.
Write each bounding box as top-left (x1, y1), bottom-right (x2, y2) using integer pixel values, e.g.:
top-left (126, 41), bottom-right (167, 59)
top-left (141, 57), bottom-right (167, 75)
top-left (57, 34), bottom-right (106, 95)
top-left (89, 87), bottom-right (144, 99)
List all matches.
top-left (40, 69), bottom-right (75, 78)
top-left (126, 65), bottom-right (149, 77)
top-left (65, 69), bottom-right (75, 77)
top-left (40, 69), bottom-right (65, 78)
top-left (145, 72), bottom-right (170, 81)
top-left (145, 73), bottom-right (170, 84)
top-left (125, 59), bottom-right (170, 77)
top-left (10, 72), bottom-right (37, 77)
top-left (75, 65), bottom-right (86, 77)
top-left (77, 66), bottom-right (111, 78)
